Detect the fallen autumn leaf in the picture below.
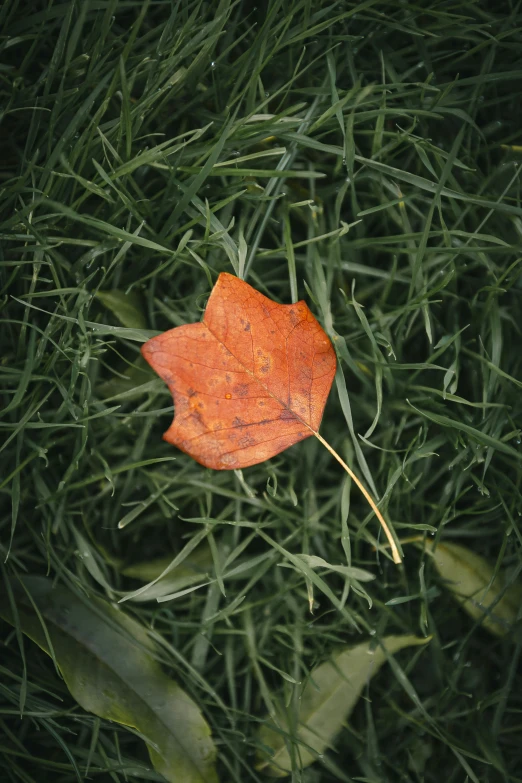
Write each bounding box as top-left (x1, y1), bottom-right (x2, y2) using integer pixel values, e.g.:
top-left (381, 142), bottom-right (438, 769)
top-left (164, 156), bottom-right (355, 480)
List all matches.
top-left (142, 272), bottom-right (401, 563)
top-left (257, 634), bottom-right (430, 776)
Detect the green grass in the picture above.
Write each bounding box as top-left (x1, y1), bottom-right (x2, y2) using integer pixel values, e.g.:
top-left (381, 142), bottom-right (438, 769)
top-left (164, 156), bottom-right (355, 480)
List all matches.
top-left (2, 0), bottom-right (522, 781)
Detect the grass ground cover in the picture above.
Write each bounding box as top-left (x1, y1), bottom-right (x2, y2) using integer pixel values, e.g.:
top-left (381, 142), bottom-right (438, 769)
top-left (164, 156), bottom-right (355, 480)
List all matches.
top-left (1, 1), bottom-right (522, 781)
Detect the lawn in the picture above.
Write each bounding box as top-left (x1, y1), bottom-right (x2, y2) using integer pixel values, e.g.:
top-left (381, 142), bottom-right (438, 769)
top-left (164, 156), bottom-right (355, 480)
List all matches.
top-left (1, 1), bottom-right (522, 781)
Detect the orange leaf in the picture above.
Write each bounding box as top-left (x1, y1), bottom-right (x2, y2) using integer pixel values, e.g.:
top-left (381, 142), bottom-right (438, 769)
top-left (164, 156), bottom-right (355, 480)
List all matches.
top-left (142, 273), bottom-right (401, 564)
top-left (141, 273), bottom-right (336, 470)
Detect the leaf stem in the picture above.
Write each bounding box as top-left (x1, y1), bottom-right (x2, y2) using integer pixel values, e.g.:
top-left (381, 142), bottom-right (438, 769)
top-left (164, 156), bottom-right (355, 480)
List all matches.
top-left (313, 431), bottom-right (402, 564)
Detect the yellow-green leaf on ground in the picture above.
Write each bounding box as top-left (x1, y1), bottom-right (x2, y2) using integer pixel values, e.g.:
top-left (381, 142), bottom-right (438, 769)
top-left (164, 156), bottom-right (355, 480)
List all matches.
top-left (257, 634), bottom-right (429, 777)
top-left (97, 288), bottom-right (146, 329)
top-left (0, 576), bottom-right (218, 783)
top-left (426, 540), bottom-right (522, 636)
top-left (121, 544), bottom-right (214, 602)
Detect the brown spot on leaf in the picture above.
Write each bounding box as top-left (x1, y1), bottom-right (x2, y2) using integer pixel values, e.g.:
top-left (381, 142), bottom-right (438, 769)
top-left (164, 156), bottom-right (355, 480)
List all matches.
top-left (233, 383), bottom-right (249, 397)
top-left (239, 435), bottom-right (256, 448)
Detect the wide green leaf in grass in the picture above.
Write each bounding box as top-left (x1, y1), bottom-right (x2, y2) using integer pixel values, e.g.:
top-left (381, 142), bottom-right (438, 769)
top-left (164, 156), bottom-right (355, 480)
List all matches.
top-left (121, 544), bottom-right (214, 602)
top-left (0, 576), bottom-right (218, 783)
top-left (257, 634), bottom-right (430, 777)
top-left (426, 541), bottom-right (522, 637)
top-left (96, 288), bottom-right (147, 330)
